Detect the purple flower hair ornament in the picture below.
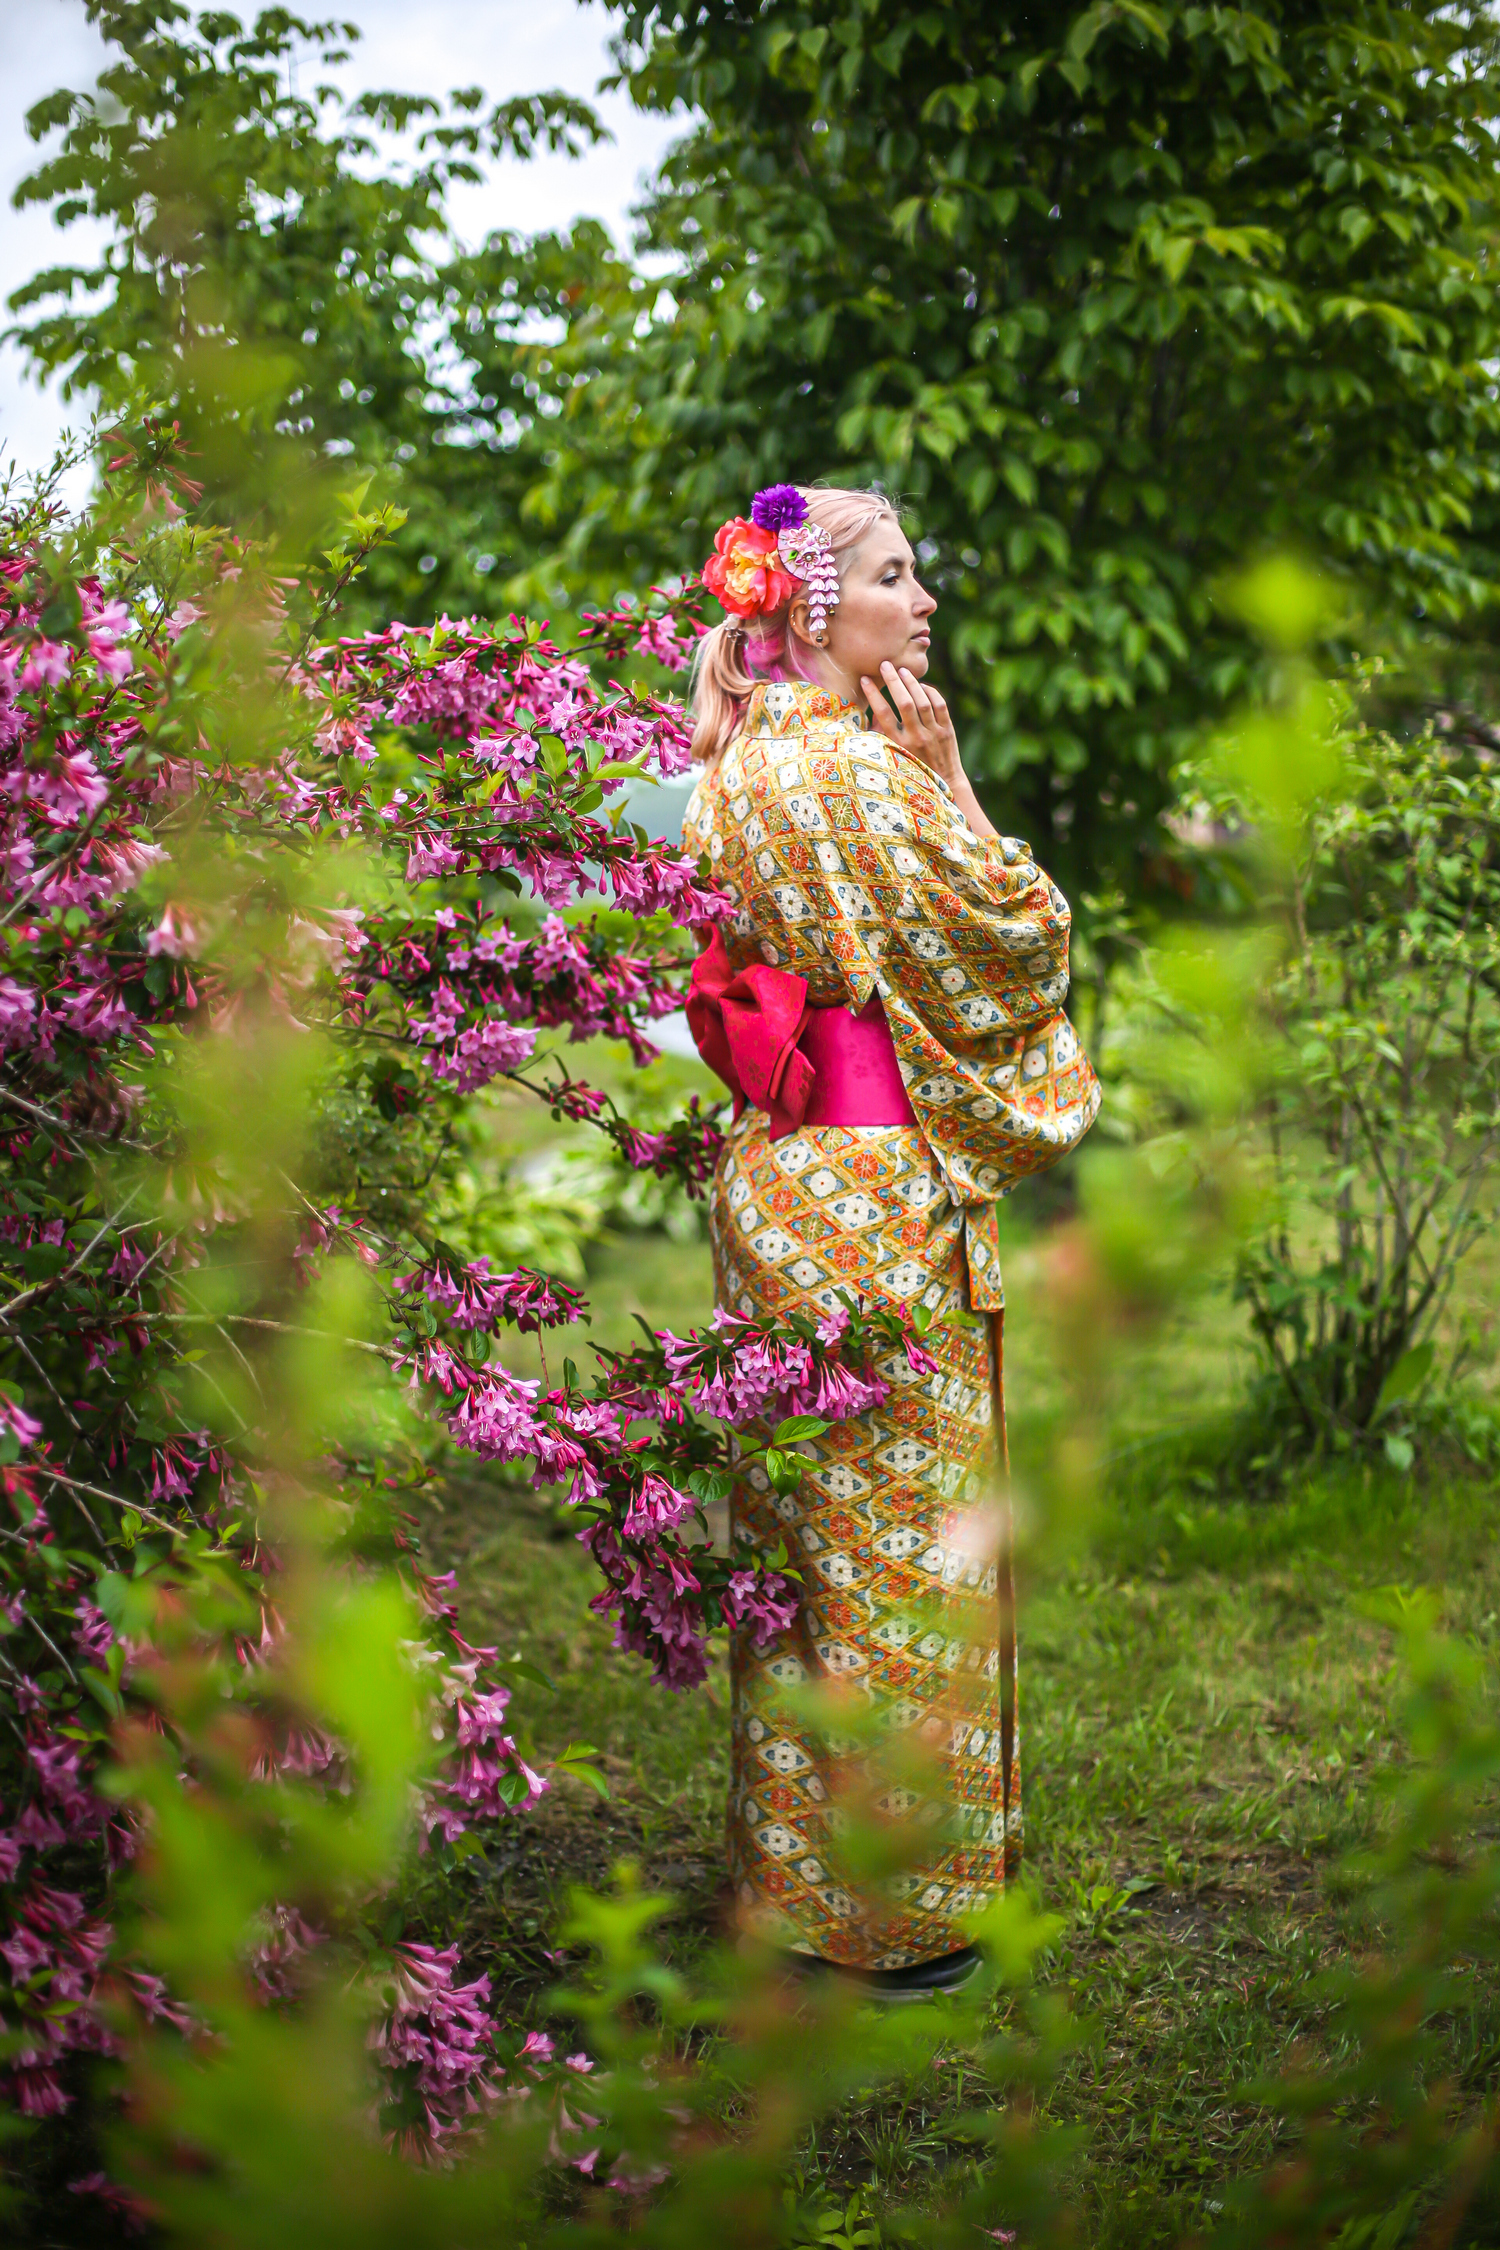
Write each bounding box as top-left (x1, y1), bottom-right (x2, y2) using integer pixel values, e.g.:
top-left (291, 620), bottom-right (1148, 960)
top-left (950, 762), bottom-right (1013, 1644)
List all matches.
top-left (750, 485), bottom-right (840, 640)
top-left (750, 485), bottom-right (808, 535)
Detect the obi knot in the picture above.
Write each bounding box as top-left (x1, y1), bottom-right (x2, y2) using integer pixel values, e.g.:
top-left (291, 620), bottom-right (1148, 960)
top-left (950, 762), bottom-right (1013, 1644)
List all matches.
top-left (686, 932), bottom-right (815, 1139)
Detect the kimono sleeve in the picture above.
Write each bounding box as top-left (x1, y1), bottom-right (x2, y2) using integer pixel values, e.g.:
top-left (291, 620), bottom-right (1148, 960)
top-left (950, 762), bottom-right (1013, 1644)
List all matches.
top-left (787, 735), bottom-right (1101, 1221)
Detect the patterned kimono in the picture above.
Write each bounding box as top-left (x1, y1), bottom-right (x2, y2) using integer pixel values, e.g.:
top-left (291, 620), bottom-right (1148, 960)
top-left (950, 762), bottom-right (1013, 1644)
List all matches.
top-left (683, 680), bottom-right (1100, 1968)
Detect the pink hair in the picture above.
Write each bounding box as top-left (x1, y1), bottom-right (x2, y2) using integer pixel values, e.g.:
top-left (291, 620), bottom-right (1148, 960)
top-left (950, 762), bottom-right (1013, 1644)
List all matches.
top-left (688, 485), bottom-right (897, 765)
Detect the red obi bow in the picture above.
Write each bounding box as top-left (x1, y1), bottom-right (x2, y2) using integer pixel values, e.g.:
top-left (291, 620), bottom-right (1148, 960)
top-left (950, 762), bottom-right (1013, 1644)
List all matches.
top-left (686, 931), bottom-right (814, 1138)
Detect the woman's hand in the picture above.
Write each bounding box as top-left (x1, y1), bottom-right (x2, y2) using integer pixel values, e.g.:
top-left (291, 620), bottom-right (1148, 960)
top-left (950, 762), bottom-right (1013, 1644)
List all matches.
top-left (860, 660), bottom-right (998, 841)
top-left (861, 661), bottom-right (960, 781)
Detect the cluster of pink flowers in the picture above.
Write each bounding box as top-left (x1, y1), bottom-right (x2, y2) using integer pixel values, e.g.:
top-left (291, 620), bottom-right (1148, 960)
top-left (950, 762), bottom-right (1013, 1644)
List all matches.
top-left (660, 1309), bottom-right (892, 1428)
top-left (0, 473), bottom-right (726, 2153)
top-left (574, 580), bottom-right (707, 703)
top-left (358, 905), bottom-right (686, 1081)
top-left (368, 1954), bottom-right (599, 2164)
top-left (369, 1941), bottom-right (505, 2154)
top-left (296, 620), bottom-right (726, 924)
top-left (393, 1278), bottom-right (886, 1689)
top-left (422, 1661), bottom-right (546, 1843)
top-left (395, 1254), bottom-right (585, 1334)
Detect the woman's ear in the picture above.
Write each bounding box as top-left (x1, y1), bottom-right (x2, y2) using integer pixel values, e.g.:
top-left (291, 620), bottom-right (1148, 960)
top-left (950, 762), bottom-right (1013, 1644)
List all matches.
top-left (787, 590), bottom-right (824, 651)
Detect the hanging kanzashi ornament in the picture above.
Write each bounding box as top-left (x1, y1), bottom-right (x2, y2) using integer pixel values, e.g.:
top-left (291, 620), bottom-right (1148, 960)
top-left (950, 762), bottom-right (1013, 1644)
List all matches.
top-left (703, 485), bottom-right (841, 641)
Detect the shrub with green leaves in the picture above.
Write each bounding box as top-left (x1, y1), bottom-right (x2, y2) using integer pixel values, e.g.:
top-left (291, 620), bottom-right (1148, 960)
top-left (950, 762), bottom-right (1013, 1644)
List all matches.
top-left (1236, 726), bottom-right (1500, 1456)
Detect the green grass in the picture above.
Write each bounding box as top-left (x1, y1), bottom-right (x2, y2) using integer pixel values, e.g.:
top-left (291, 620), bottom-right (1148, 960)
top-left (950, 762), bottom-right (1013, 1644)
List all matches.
top-left (409, 1201), bottom-right (1500, 2244)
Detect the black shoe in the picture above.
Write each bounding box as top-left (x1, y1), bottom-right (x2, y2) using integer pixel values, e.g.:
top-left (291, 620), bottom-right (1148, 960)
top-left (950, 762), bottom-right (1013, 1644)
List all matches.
top-left (776, 1944), bottom-right (984, 2002)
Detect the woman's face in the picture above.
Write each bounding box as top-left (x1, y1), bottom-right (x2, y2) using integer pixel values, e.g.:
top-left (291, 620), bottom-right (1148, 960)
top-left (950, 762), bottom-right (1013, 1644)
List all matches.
top-left (793, 520), bottom-right (937, 694)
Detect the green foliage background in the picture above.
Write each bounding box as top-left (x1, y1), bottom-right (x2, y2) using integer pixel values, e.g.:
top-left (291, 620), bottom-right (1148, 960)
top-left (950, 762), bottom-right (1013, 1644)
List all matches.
top-left (16, 1), bottom-right (1500, 918)
top-left (571, 0), bottom-right (1500, 909)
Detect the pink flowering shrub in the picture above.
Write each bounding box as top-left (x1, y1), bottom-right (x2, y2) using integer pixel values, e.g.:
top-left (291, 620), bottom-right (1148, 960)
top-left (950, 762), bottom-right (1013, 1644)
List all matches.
top-left (0, 432), bottom-right (921, 2193)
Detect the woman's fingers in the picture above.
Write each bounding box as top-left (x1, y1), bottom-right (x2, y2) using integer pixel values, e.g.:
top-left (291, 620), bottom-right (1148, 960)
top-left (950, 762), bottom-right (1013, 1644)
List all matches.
top-left (896, 665), bottom-right (934, 717)
top-left (880, 660), bottom-right (922, 728)
top-left (863, 665), bottom-right (946, 765)
top-left (860, 675), bottom-right (900, 740)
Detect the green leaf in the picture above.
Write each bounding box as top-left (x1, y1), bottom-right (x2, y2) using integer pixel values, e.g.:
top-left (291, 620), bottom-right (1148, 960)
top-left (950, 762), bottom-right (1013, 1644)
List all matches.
top-left (1375, 1341), bottom-right (1435, 1419)
top-left (503, 1657), bottom-right (556, 1693)
top-left (772, 1415), bottom-right (829, 1444)
top-left (82, 1665), bottom-right (123, 1719)
top-left (687, 1468), bottom-right (734, 1504)
top-left (38, 583), bottom-right (83, 639)
top-left (557, 1744), bottom-right (609, 1797)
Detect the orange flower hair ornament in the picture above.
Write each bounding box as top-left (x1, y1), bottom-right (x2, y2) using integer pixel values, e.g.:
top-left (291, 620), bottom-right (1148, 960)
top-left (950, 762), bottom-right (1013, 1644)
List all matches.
top-left (702, 487), bottom-right (841, 640)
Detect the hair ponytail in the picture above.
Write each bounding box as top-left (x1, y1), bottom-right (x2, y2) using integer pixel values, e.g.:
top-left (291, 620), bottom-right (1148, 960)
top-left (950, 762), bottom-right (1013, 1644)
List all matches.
top-left (688, 620), bottom-right (757, 767)
top-left (687, 484), bottom-right (897, 765)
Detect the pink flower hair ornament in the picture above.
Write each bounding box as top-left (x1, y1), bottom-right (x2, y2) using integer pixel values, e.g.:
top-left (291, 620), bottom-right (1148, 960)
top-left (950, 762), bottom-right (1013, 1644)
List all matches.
top-left (701, 487), bottom-right (841, 642)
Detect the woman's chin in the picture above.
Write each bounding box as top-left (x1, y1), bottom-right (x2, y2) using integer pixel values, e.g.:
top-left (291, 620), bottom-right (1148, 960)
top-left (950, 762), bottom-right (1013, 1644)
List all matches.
top-left (902, 645), bottom-right (931, 676)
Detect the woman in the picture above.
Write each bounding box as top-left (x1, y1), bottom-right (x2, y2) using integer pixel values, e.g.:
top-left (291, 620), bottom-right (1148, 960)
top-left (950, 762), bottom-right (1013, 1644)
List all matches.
top-left (683, 486), bottom-right (1100, 1996)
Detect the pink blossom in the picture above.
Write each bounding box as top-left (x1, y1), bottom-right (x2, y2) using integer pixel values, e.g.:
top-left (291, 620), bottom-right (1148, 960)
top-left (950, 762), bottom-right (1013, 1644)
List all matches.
top-left (396, 1256), bottom-right (582, 1335)
top-left (81, 595), bottom-right (130, 636)
top-left (369, 1942), bottom-right (503, 2152)
top-left (1, 1925), bottom-right (50, 1980)
top-left (73, 1601), bottom-right (115, 1665)
top-left (444, 1367), bottom-right (544, 1463)
top-left (248, 1905), bottom-right (326, 2003)
top-left (19, 640), bottom-right (72, 690)
top-left (620, 1473), bottom-right (696, 1541)
top-left (12, 2064), bottom-right (69, 2117)
top-left (149, 1446), bottom-right (197, 1502)
top-left (721, 1569), bottom-right (799, 1649)
top-left (123, 1967), bottom-right (193, 2032)
top-left (0, 1397), bottom-right (41, 1450)
top-left (814, 1358), bottom-right (888, 1419)
top-left (617, 1126), bottom-right (675, 1174)
top-left (634, 614), bottom-right (694, 675)
top-left (425, 1017), bottom-right (537, 1093)
top-left (109, 1238), bottom-right (150, 1288)
top-left (145, 903), bottom-right (200, 958)
top-left (449, 1687), bottom-right (512, 1747)
top-left (902, 1331), bottom-right (940, 1376)
top-left (0, 976), bottom-right (36, 1051)
top-left (406, 833), bottom-right (464, 881)
top-left (13, 1804), bottom-right (66, 1850)
top-left (59, 975), bottom-right (138, 1043)
top-left (89, 637), bottom-right (134, 684)
top-left (29, 750), bottom-right (108, 821)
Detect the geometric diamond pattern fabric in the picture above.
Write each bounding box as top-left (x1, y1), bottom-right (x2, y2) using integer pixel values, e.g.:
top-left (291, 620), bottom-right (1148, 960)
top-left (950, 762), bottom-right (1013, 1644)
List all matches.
top-left (682, 679), bottom-right (1101, 1311)
top-left (685, 681), bottom-right (1098, 1969)
top-left (713, 1113), bottom-right (1018, 1967)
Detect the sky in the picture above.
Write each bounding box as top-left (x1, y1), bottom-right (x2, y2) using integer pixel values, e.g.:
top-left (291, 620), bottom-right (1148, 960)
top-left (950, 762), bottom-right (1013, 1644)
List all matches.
top-left (0, 0), bottom-right (685, 482)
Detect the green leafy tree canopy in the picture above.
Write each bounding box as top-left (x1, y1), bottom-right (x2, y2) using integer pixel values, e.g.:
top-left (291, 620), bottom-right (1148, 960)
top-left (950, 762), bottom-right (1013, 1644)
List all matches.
top-left (6, 2), bottom-right (614, 613)
top-left (562, 0), bottom-right (1500, 906)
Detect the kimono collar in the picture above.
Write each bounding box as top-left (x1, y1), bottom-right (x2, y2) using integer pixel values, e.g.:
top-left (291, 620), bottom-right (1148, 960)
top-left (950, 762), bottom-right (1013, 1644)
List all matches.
top-left (743, 680), bottom-right (865, 738)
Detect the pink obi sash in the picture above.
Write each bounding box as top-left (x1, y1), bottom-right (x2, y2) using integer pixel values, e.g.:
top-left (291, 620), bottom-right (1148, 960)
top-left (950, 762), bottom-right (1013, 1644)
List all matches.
top-left (686, 932), bottom-right (917, 1140)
